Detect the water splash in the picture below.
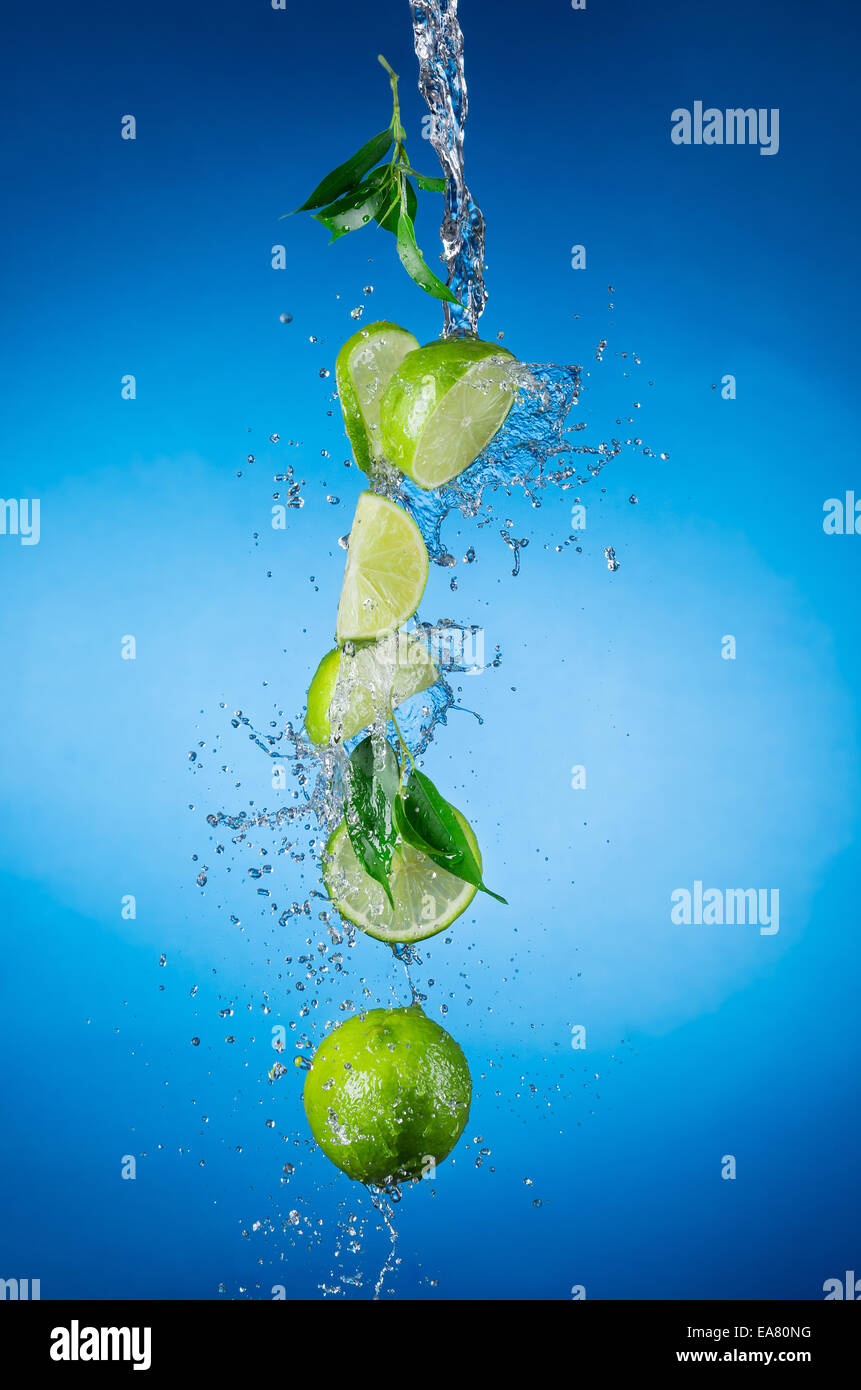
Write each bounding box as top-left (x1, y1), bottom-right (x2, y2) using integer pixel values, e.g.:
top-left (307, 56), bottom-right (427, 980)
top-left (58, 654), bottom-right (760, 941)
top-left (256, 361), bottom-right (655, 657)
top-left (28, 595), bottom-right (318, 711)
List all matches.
top-left (387, 363), bottom-right (592, 565)
top-left (197, 612), bottom-right (493, 904)
top-left (183, 0), bottom-right (660, 1304)
top-left (368, 1185), bottom-right (401, 1300)
top-left (411, 0), bottom-right (486, 334)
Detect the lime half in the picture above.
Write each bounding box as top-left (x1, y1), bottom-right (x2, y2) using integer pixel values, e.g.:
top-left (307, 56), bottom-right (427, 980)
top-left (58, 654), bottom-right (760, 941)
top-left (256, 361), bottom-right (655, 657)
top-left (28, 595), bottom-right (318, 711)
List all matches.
top-left (323, 807), bottom-right (479, 943)
top-left (336, 321), bottom-right (419, 473)
top-left (379, 337), bottom-right (518, 489)
top-left (304, 631), bottom-right (438, 745)
top-left (303, 1005), bottom-right (471, 1185)
top-left (336, 490), bottom-right (429, 643)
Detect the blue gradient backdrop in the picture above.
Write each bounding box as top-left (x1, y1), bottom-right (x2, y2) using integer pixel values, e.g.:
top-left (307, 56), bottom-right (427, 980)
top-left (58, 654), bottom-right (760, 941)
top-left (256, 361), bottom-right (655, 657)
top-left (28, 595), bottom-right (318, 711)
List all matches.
top-left (1, 0), bottom-right (859, 1299)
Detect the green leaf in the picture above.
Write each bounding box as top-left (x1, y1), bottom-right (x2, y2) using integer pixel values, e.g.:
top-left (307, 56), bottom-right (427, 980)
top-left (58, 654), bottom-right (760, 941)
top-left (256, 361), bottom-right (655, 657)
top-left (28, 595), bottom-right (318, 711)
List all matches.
top-left (406, 169), bottom-right (447, 193)
top-left (392, 792), bottom-right (440, 858)
top-left (395, 211), bottom-right (461, 305)
top-left (376, 172), bottom-right (417, 235)
top-left (290, 129), bottom-right (394, 214)
top-left (313, 176), bottom-right (391, 242)
top-left (397, 768), bottom-right (507, 903)
top-left (344, 736), bottom-right (400, 907)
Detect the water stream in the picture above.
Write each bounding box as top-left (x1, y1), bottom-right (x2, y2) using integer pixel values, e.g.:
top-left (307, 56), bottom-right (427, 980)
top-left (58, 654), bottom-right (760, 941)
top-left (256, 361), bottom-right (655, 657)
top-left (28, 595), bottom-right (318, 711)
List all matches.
top-left (410, 0), bottom-right (487, 335)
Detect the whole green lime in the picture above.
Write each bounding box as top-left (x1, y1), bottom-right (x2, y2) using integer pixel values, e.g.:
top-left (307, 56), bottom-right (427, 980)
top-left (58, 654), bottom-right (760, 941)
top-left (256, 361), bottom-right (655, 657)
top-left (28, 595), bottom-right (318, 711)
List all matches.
top-left (303, 1005), bottom-right (471, 1185)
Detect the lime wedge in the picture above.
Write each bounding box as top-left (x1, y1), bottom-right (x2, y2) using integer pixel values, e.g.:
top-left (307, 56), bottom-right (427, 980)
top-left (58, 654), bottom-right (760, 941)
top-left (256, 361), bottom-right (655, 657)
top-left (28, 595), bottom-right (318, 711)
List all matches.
top-left (336, 490), bottom-right (429, 643)
top-left (378, 337), bottom-right (518, 490)
top-left (323, 808), bottom-right (480, 943)
top-left (304, 631), bottom-right (438, 745)
top-left (336, 321), bottom-right (419, 473)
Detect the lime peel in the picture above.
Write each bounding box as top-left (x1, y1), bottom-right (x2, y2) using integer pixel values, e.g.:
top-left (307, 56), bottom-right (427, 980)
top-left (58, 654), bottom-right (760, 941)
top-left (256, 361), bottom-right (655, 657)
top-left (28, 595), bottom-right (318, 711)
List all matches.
top-left (336, 320), bottom-right (419, 473)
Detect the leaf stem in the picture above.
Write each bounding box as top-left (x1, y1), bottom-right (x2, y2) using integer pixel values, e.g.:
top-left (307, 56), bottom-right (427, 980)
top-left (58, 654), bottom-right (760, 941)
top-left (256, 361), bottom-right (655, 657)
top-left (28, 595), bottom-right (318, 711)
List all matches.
top-left (378, 54), bottom-right (410, 219)
top-left (390, 709), bottom-right (415, 779)
top-left (378, 55), bottom-right (405, 147)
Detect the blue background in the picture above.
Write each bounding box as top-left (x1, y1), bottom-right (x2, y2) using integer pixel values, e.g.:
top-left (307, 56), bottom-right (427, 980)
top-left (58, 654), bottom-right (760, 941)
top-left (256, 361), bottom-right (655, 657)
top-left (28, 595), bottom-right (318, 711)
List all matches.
top-left (1, 0), bottom-right (859, 1300)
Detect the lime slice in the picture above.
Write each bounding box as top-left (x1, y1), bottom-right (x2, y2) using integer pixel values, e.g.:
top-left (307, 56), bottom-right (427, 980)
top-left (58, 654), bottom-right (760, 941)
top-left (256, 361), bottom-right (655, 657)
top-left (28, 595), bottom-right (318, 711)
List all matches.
top-left (378, 337), bottom-right (518, 489)
top-left (304, 631), bottom-right (438, 745)
top-left (303, 1005), bottom-right (471, 1184)
top-left (336, 490), bottom-right (429, 643)
top-left (323, 807), bottom-right (480, 942)
top-left (336, 321), bottom-right (419, 473)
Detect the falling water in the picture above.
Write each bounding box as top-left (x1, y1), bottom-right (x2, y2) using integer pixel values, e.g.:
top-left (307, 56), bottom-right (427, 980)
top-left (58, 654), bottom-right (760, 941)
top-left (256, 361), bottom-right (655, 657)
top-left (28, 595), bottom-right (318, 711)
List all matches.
top-left (188, 0), bottom-right (662, 1304)
top-left (405, 4), bottom-right (652, 570)
top-left (410, 0), bottom-right (487, 335)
